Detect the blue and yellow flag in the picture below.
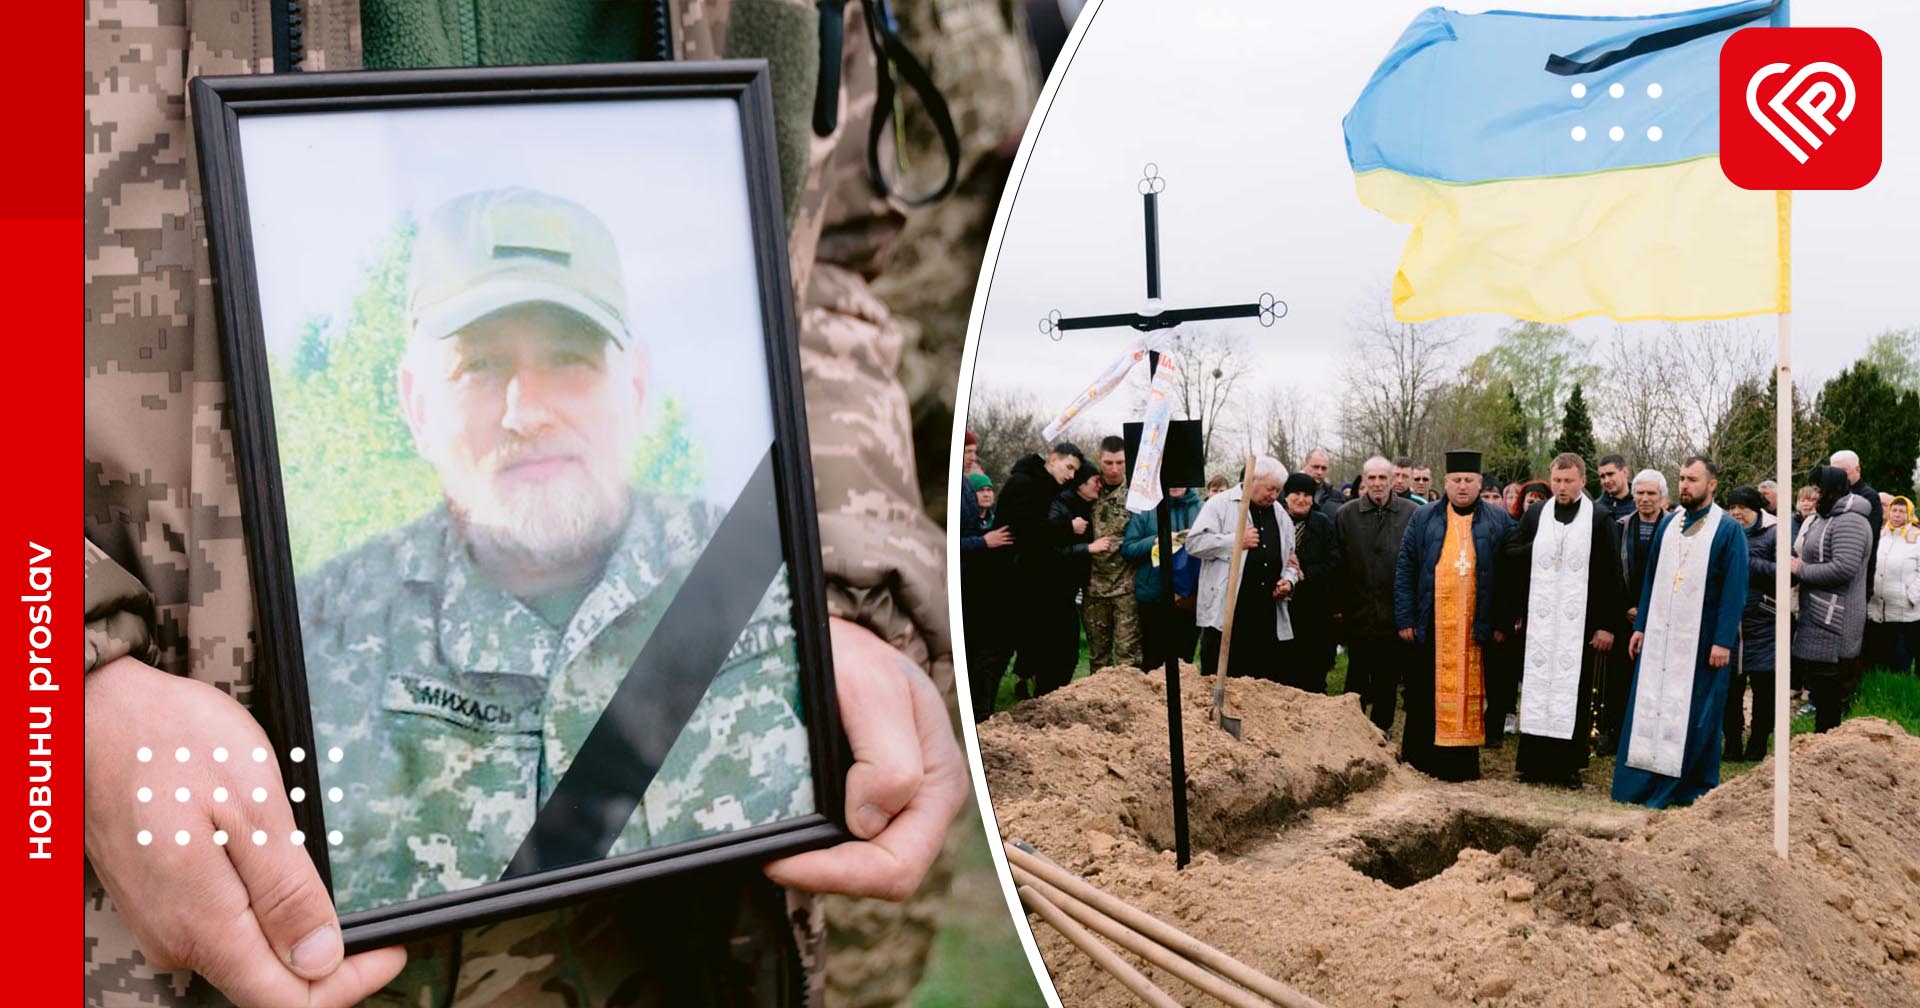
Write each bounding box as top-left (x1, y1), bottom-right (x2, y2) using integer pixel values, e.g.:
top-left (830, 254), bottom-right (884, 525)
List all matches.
top-left (1344, 1), bottom-right (1790, 323)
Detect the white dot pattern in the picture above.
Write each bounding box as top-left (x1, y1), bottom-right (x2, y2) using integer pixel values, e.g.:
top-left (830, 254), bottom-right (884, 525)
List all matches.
top-left (327, 747), bottom-right (344, 764)
top-left (251, 787), bottom-right (267, 803)
top-left (290, 830), bottom-right (306, 845)
top-left (1609, 126), bottom-right (1625, 142)
top-left (1647, 126), bottom-right (1663, 142)
top-left (213, 830), bottom-right (229, 846)
top-left (136, 787), bottom-right (152, 803)
top-left (1647, 82), bottom-right (1663, 99)
top-left (1570, 83), bottom-right (1586, 99)
top-left (213, 787), bottom-right (229, 803)
top-left (252, 830), bottom-right (267, 846)
top-left (174, 830), bottom-right (190, 846)
top-left (136, 830), bottom-right (152, 846)
top-left (213, 747), bottom-right (229, 763)
top-left (290, 747), bottom-right (305, 763)
top-left (175, 747), bottom-right (191, 763)
top-left (1571, 126), bottom-right (1587, 142)
top-left (136, 747), bottom-right (152, 763)
top-left (1608, 82), bottom-right (1624, 99)
top-left (290, 787), bottom-right (306, 803)
top-left (328, 830), bottom-right (344, 846)
top-left (174, 787), bottom-right (190, 803)
top-left (328, 787), bottom-right (344, 803)
top-left (252, 747), bottom-right (267, 763)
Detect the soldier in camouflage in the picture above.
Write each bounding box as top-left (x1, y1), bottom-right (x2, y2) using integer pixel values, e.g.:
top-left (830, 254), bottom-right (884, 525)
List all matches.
top-left (85, 2), bottom-right (972, 1006)
top-left (1083, 437), bottom-right (1141, 670)
top-left (297, 187), bottom-right (814, 912)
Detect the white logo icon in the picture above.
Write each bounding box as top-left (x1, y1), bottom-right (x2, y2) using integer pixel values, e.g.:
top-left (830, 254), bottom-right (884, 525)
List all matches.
top-left (1745, 61), bottom-right (1856, 163)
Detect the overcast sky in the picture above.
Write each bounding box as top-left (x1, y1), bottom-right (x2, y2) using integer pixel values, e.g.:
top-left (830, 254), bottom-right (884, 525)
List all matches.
top-left (967, 0), bottom-right (1918, 447)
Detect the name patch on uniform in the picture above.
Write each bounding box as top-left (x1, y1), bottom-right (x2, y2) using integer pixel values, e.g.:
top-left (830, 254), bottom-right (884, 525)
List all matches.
top-left (382, 673), bottom-right (545, 733)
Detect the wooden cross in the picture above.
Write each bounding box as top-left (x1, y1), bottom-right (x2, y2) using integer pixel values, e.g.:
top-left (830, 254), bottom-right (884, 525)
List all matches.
top-left (1040, 163), bottom-right (1285, 870)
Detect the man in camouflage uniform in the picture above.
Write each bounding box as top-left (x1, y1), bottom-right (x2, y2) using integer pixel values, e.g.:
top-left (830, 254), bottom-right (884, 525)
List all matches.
top-left (297, 187), bottom-right (813, 912)
top-left (1083, 436), bottom-right (1141, 670)
top-left (86, 2), bottom-right (970, 1006)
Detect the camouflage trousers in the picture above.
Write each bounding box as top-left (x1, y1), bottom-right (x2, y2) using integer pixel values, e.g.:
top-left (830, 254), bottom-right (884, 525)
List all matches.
top-left (1083, 594), bottom-right (1141, 671)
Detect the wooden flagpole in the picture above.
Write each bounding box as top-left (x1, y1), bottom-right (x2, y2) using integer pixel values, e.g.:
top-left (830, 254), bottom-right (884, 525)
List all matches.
top-left (1773, 310), bottom-right (1791, 861)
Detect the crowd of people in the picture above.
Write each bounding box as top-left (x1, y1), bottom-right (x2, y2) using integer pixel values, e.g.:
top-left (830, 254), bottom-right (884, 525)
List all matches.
top-left (960, 430), bottom-right (1919, 810)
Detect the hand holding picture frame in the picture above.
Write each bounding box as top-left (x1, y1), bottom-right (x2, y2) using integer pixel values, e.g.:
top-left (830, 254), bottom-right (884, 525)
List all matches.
top-left (190, 61), bottom-right (848, 950)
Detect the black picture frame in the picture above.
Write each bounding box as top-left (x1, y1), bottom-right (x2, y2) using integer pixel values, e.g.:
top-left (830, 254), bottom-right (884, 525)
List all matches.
top-left (189, 61), bottom-right (849, 952)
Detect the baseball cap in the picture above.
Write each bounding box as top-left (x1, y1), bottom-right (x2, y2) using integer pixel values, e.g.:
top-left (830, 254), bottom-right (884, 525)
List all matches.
top-left (407, 187), bottom-right (630, 347)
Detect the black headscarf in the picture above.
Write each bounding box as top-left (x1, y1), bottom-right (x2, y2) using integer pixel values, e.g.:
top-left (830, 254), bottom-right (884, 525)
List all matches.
top-left (1812, 465), bottom-right (1850, 517)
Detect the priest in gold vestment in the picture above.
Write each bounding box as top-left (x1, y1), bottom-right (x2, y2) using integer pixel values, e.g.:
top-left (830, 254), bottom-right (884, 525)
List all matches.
top-left (1393, 450), bottom-right (1514, 781)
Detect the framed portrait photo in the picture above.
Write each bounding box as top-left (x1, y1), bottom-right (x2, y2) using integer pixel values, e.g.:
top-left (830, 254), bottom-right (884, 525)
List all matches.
top-left (189, 61), bottom-right (847, 950)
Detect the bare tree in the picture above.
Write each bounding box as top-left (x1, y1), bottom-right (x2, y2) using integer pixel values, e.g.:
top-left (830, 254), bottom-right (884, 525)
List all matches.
top-left (965, 388), bottom-right (1048, 486)
top-left (1668, 321), bottom-right (1769, 461)
top-left (1338, 296), bottom-right (1463, 459)
top-left (1159, 324), bottom-right (1252, 462)
top-left (1235, 382), bottom-right (1326, 472)
top-left (1593, 329), bottom-right (1678, 471)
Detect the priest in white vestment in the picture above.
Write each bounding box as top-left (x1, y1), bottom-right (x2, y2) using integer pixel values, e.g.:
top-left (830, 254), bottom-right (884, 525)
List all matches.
top-left (1499, 454), bottom-right (1627, 788)
top-left (1612, 457), bottom-right (1748, 808)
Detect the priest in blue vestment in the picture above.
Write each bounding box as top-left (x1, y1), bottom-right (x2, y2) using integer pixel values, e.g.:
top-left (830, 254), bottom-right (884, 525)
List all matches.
top-left (1612, 456), bottom-right (1748, 808)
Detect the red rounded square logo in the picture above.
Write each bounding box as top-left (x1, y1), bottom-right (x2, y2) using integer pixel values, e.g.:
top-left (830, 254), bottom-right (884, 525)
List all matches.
top-left (1720, 26), bottom-right (1881, 190)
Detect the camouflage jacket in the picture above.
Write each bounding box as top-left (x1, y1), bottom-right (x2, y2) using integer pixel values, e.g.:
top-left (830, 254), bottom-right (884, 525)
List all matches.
top-left (299, 494), bottom-right (811, 913)
top-left (1088, 483), bottom-right (1136, 599)
top-left (85, 0), bottom-right (952, 1004)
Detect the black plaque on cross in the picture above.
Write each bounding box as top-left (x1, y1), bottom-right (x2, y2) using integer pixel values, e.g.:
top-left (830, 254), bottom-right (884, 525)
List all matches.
top-left (1040, 163), bottom-right (1286, 869)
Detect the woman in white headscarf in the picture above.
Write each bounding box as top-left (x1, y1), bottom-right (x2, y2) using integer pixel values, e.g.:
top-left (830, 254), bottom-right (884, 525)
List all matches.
top-left (1868, 495), bottom-right (1920, 676)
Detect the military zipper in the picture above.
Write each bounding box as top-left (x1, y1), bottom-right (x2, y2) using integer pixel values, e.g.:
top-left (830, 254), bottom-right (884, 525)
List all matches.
top-left (455, 0), bottom-right (481, 66)
top-left (269, 0), bottom-right (304, 71)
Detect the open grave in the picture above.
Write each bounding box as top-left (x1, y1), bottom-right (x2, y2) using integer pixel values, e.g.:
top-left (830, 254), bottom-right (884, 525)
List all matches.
top-left (980, 666), bottom-right (1920, 1007)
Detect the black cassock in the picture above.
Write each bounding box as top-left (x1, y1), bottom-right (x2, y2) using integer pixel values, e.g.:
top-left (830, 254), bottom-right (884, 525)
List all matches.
top-left (1500, 498), bottom-right (1628, 784)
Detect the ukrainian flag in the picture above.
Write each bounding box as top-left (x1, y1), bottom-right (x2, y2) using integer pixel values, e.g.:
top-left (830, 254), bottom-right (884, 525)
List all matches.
top-left (1344, 1), bottom-right (1790, 323)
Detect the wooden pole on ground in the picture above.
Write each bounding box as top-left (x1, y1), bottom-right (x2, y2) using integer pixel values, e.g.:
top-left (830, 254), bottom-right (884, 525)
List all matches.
top-left (1007, 840), bottom-right (1327, 1008)
top-left (1019, 884), bottom-right (1184, 1008)
top-left (1210, 455), bottom-right (1258, 733)
top-left (1012, 863), bottom-right (1282, 1008)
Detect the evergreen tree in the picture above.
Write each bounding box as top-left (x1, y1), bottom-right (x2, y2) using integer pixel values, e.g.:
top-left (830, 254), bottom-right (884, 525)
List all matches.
top-left (1551, 383), bottom-right (1600, 496)
top-left (1708, 373), bottom-right (1828, 499)
top-left (1815, 361), bottom-right (1920, 499)
top-left (1492, 382), bottom-right (1531, 484)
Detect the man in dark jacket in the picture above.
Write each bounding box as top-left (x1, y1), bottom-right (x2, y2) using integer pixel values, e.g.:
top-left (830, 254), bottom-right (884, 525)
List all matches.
top-left (1394, 450), bottom-right (1514, 782)
top-left (1596, 454), bottom-right (1636, 522)
top-left (1301, 448), bottom-right (1347, 524)
top-left (996, 443), bottom-right (1082, 698)
top-left (1282, 472), bottom-right (1342, 691)
top-left (1034, 466), bottom-right (1116, 695)
top-left (1335, 456), bottom-right (1418, 732)
top-left (1725, 485), bottom-right (1778, 760)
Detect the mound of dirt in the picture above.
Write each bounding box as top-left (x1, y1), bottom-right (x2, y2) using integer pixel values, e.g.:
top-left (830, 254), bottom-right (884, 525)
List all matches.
top-left (980, 665), bottom-right (1396, 859)
top-left (983, 666), bottom-right (1920, 1007)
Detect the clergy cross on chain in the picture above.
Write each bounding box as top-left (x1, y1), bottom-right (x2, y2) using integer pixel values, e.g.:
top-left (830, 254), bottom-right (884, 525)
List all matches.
top-left (1037, 163), bottom-right (1287, 872)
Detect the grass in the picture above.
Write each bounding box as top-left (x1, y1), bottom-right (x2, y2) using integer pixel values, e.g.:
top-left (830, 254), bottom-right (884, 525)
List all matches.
top-left (910, 820), bottom-right (1048, 1008)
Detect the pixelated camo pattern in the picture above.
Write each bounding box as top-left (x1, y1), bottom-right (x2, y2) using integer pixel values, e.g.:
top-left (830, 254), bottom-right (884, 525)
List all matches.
top-left (299, 493), bottom-right (812, 912)
top-left (87, 1), bottom-right (958, 1005)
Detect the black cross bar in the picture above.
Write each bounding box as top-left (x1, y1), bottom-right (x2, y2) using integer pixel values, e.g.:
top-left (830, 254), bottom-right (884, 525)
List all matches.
top-left (1036, 164), bottom-right (1287, 870)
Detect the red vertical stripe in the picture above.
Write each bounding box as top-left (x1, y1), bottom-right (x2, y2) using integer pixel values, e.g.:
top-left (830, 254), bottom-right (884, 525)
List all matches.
top-left (3, 2), bottom-right (80, 1002)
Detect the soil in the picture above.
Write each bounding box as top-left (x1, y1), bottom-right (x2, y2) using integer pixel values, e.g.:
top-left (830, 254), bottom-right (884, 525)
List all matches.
top-left (981, 666), bottom-right (1920, 1007)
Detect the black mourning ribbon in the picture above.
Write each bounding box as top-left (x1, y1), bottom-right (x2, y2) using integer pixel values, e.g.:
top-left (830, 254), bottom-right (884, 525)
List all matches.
top-left (502, 446), bottom-right (786, 879)
top-left (1543, 0), bottom-right (1782, 76)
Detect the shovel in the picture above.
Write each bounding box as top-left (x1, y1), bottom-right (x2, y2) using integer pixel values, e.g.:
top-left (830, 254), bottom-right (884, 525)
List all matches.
top-left (1209, 454), bottom-right (1256, 740)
